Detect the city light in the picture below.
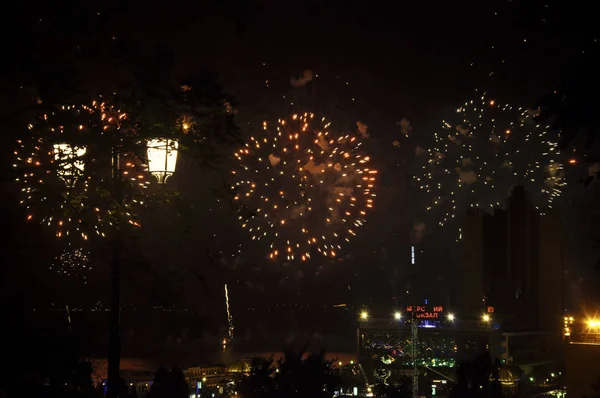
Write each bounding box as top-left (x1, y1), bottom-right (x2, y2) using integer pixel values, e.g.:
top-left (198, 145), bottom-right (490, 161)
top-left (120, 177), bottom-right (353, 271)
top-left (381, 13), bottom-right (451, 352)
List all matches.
top-left (586, 318), bottom-right (600, 330)
top-left (482, 314), bottom-right (491, 322)
top-left (447, 313), bottom-right (455, 322)
top-left (394, 312), bottom-right (402, 320)
top-left (360, 311), bottom-right (369, 320)
top-left (564, 316), bottom-right (575, 337)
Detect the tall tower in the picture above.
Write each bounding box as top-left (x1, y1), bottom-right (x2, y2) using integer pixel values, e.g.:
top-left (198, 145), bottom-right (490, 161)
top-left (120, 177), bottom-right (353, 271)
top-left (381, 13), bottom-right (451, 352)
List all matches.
top-left (482, 208), bottom-right (508, 316)
top-left (460, 209), bottom-right (485, 311)
top-left (538, 209), bottom-right (565, 330)
top-left (461, 186), bottom-right (564, 331)
top-left (506, 186), bottom-right (540, 328)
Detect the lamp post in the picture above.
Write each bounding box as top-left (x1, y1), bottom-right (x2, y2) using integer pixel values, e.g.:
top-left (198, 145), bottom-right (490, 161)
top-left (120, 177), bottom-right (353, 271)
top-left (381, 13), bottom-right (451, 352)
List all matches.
top-left (107, 148), bottom-right (126, 398)
top-left (51, 143), bottom-right (135, 393)
top-left (147, 139), bottom-right (179, 184)
top-left (18, 80), bottom-right (237, 397)
top-left (106, 140), bottom-right (179, 397)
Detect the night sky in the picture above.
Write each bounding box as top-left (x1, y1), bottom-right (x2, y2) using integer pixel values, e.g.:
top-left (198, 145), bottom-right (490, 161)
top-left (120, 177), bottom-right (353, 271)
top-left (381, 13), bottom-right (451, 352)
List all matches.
top-left (1, 0), bottom-right (599, 352)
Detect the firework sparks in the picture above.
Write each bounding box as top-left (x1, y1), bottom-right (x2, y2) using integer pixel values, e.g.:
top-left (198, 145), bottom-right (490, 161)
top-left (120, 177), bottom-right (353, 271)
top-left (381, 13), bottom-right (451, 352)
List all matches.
top-left (14, 101), bottom-right (149, 241)
top-left (232, 112), bottom-right (376, 262)
top-left (50, 247), bottom-right (93, 283)
top-left (413, 92), bottom-right (566, 237)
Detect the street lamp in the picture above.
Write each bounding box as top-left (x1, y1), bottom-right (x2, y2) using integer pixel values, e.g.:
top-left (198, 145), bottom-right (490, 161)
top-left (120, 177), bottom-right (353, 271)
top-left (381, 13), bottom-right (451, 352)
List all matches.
top-left (17, 95), bottom-right (232, 398)
top-left (586, 318), bottom-right (600, 335)
top-left (53, 143), bottom-right (86, 186)
top-left (447, 313), bottom-right (455, 322)
top-left (360, 311), bottom-right (369, 320)
top-left (394, 312), bottom-right (402, 320)
top-left (587, 319), bottom-right (600, 328)
top-left (482, 314), bottom-right (491, 323)
top-left (147, 139), bottom-right (179, 184)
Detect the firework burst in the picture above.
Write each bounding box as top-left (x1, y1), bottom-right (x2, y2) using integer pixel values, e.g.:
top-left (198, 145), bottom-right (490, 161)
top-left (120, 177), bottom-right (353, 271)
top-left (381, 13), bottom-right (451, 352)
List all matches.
top-left (50, 247), bottom-right (93, 283)
top-left (232, 112), bottom-right (376, 262)
top-left (14, 101), bottom-right (149, 241)
top-left (413, 92), bottom-right (566, 232)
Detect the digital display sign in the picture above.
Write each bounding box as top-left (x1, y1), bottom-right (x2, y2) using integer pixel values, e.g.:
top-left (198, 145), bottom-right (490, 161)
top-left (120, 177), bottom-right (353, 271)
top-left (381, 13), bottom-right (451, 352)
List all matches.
top-left (405, 305), bottom-right (444, 319)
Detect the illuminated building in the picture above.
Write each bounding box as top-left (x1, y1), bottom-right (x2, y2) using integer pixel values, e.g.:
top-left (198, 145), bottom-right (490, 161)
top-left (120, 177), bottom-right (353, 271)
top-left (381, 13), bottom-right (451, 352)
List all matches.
top-left (461, 186), bottom-right (564, 331)
top-left (357, 309), bottom-right (501, 383)
top-left (94, 361), bottom-right (247, 395)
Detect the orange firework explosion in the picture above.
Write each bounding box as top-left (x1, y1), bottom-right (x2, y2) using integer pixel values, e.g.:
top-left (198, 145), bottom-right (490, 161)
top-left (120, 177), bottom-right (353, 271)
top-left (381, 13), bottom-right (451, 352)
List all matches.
top-left (232, 112), bottom-right (376, 262)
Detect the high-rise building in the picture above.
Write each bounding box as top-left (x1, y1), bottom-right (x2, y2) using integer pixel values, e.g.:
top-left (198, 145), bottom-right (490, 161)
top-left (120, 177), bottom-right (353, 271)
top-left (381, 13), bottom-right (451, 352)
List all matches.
top-left (538, 208), bottom-right (565, 330)
top-left (461, 186), bottom-right (564, 330)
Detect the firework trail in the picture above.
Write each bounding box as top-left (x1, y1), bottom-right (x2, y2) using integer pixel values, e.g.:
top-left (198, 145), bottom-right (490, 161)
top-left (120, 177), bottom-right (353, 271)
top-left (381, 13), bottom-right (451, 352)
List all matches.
top-left (225, 284), bottom-right (234, 341)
